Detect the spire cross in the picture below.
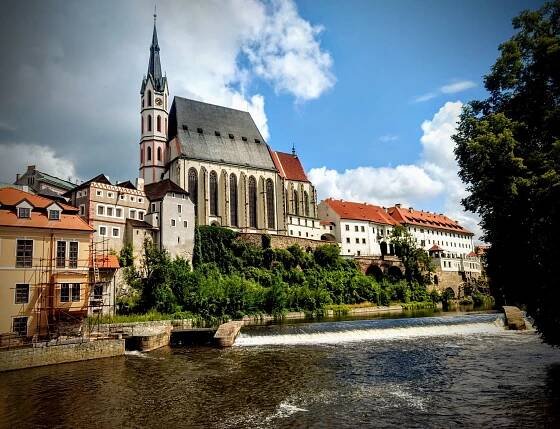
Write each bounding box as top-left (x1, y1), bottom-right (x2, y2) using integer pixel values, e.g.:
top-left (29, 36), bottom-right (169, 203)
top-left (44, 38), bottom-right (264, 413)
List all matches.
top-left (153, 4), bottom-right (157, 24)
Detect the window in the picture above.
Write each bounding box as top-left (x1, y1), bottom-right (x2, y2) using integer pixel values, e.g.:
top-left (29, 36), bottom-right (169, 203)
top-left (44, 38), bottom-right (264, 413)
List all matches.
top-left (130, 209), bottom-right (136, 219)
top-left (106, 207), bottom-right (113, 217)
top-left (71, 283), bottom-right (80, 302)
top-left (209, 171), bottom-right (218, 216)
top-left (362, 238), bottom-right (366, 244)
top-left (79, 205), bottom-right (85, 216)
top-left (345, 225), bottom-right (349, 231)
top-left (188, 168), bottom-right (198, 217)
top-left (56, 241), bottom-right (66, 268)
top-left (49, 210), bottom-right (60, 220)
top-left (248, 176), bottom-right (257, 228)
top-left (148, 115), bottom-right (152, 132)
top-left (357, 251), bottom-right (361, 256)
top-left (119, 194), bottom-right (126, 200)
top-left (304, 191), bottom-right (310, 217)
top-left (97, 205), bottom-right (104, 215)
top-left (138, 211), bottom-right (144, 220)
top-left (178, 204), bottom-right (182, 213)
top-left (107, 192), bottom-right (114, 198)
top-left (99, 226), bottom-right (107, 236)
top-left (69, 242), bottom-right (78, 268)
top-left (141, 116), bottom-right (144, 133)
top-left (346, 237), bottom-right (350, 243)
top-left (171, 219), bottom-right (176, 227)
top-left (361, 226), bottom-right (365, 232)
top-left (229, 174), bottom-right (238, 227)
top-left (16, 239), bottom-right (33, 268)
top-left (293, 190), bottom-right (299, 215)
top-left (183, 220), bottom-right (188, 228)
top-left (12, 317), bottom-right (27, 336)
top-left (18, 207), bottom-right (30, 218)
top-left (355, 226), bottom-right (359, 232)
top-left (131, 196), bottom-right (136, 202)
top-left (93, 283), bottom-right (103, 300)
top-left (116, 208), bottom-right (122, 217)
top-left (356, 238), bottom-right (359, 244)
top-left (96, 190), bottom-right (103, 197)
top-left (266, 179), bottom-right (275, 229)
top-left (157, 115), bottom-right (161, 132)
top-left (61, 283), bottom-right (70, 302)
top-left (147, 90), bottom-right (152, 106)
top-left (112, 227), bottom-right (119, 237)
top-left (15, 284), bottom-right (29, 304)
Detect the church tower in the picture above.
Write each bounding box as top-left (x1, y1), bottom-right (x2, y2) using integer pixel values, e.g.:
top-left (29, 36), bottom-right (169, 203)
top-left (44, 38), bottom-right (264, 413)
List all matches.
top-left (139, 12), bottom-right (169, 185)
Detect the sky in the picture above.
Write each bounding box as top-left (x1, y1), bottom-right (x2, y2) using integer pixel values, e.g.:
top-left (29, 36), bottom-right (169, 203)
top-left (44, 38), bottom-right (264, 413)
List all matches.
top-left (0, 0), bottom-right (545, 239)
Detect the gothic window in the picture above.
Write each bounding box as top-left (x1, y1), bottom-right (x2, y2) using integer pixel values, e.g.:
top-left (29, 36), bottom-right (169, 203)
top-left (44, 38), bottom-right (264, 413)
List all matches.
top-left (165, 118), bottom-right (167, 134)
top-left (188, 168), bottom-right (198, 217)
top-left (140, 148), bottom-right (144, 163)
top-left (157, 115), bottom-right (161, 132)
top-left (147, 90), bottom-right (152, 106)
top-left (266, 179), bottom-right (275, 229)
top-left (293, 190), bottom-right (299, 215)
top-left (230, 174), bottom-right (238, 227)
top-left (304, 191), bottom-right (310, 217)
top-left (141, 116), bottom-right (144, 133)
top-left (147, 146), bottom-right (152, 161)
top-left (157, 147), bottom-right (162, 161)
top-left (148, 115), bottom-right (152, 132)
top-left (209, 171), bottom-right (218, 216)
top-left (248, 176), bottom-right (257, 228)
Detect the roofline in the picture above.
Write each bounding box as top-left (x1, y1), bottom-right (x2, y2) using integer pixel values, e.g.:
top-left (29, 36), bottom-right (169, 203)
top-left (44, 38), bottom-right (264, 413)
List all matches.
top-left (172, 154), bottom-right (278, 173)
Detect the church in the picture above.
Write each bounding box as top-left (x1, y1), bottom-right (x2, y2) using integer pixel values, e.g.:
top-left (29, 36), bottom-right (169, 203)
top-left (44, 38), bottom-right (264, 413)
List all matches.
top-left (139, 16), bottom-right (322, 240)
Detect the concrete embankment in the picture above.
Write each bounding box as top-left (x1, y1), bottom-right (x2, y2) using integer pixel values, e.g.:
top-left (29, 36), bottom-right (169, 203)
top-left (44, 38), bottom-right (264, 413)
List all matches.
top-left (214, 321), bottom-right (243, 347)
top-left (502, 306), bottom-right (527, 330)
top-left (0, 339), bottom-right (125, 372)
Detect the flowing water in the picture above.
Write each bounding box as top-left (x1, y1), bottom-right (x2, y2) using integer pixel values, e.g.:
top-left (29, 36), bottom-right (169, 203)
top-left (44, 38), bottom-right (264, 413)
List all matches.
top-left (1, 312), bottom-right (559, 428)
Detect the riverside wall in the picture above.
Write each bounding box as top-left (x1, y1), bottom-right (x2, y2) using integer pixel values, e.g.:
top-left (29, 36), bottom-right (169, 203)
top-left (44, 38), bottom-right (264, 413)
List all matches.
top-left (237, 233), bottom-right (324, 251)
top-left (0, 339), bottom-right (125, 372)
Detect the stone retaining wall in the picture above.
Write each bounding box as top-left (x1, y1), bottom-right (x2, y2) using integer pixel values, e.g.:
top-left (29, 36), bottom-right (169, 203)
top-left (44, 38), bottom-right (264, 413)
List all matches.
top-left (0, 339), bottom-right (125, 372)
top-left (237, 233), bottom-right (324, 251)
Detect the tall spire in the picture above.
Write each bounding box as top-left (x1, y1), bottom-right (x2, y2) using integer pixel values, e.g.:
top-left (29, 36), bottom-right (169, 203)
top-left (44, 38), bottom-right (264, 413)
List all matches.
top-left (146, 6), bottom-right (164, 90)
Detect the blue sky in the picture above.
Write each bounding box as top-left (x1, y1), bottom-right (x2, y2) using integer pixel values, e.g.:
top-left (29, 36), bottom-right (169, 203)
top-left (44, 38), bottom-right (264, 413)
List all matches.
top-left (0, 0), bottom-right (545, 237)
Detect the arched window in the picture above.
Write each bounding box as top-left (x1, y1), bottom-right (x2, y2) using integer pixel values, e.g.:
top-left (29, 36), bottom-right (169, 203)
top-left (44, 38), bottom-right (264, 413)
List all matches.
top-left (188, 168), bottom-right (198, 218)
top-left (209, 171), bottom-right (218, 216)
top-left (165, 118), bottom-right (167, 135)
top-left (147, 146), bottom-right (152, 161)
top-left (248, 176), bottom-right (257, 228)
top-left (266, 179), bottom-right (275, 229)
top-left (157, 147), bottom-right (162, 161)
top-left (147, 90), bottom-right (152, 106)
top-left (293, 190), bottom-right (299, 215)
top-left (141, 116), bottom-right (144, 133)
top-left (230, 174), bottom-right (238, 226)
top-left (304, 191), bottom-right (310, 217)
top-left (157, 115), bottom-right (161, 132)
top-left (140, 148), bottom-right (144, 164)
top-left (148, 115), bottom-right (152, 132)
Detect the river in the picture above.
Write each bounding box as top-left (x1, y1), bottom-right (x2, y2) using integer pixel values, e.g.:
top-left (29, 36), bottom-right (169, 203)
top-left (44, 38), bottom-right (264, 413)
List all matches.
top-left (1, 311), bottom-right (559, 428)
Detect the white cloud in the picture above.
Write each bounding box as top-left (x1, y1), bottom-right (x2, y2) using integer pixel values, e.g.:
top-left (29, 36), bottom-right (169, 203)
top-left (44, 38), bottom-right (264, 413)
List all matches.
top-left (309, 101), bottom-right (483, 238)
top-left (0, 143), bottom-right (78, 183)
top-left (412, 80), bottom-right (476, 103)
top-left (440, 80), bottom-right (476, 94)
top-left (379, 134), bottom-right (399, 143)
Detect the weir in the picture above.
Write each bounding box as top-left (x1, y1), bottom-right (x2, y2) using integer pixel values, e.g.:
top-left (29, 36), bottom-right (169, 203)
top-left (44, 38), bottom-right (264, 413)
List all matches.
top-left (235, 313), bottom-right (507, 347)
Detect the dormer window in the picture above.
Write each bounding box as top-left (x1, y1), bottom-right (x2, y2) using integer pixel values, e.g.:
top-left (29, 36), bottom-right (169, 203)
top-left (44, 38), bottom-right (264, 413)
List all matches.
top-left (49, 210), bottom-right (60, 220)
top-left (18, 207), bottom-right (30, 218)
top-left (242, 136), bottom-right (248, 142)
top-left (197, 128), bottom-right (203, 134)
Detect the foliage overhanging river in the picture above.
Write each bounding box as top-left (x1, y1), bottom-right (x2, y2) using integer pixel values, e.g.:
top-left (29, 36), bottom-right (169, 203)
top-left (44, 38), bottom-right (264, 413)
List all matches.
top-left (1, 310), bottom-right (559, 428)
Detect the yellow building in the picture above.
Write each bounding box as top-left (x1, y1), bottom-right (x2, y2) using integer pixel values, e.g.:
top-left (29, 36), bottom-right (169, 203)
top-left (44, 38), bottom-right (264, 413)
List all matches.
top-left (0, 187), bottom-right (102, 338)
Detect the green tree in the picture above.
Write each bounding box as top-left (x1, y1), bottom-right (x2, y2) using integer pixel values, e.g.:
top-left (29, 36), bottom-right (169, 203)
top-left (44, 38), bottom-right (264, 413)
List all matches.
top-left (390, 226), bottom-right (433, 284)
top-left (453, 1), bottom-right (560, 344)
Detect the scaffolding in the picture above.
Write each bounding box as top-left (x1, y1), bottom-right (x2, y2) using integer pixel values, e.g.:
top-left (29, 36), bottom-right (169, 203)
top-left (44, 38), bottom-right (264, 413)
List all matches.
top-left (5, 234), bottom-right (118, 348)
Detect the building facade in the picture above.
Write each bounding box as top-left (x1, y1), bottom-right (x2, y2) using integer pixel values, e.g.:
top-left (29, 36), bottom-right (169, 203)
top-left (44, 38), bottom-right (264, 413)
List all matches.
top-left (14, 165), bottom-right (75, 199)
top-left (0, 188), bottom-right (118, 338)
top-left (317, 198), bottom-right (397, 257)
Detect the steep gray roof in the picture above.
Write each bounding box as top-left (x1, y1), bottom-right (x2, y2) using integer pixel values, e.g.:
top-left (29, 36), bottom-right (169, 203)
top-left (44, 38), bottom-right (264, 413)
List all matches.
top-left (141, 19), bottom-right (167, 94)
top-left (168, 97), bottom-right (276, 171)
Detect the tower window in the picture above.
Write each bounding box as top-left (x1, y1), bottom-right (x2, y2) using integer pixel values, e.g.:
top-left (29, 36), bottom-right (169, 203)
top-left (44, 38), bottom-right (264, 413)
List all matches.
top-left (147, 146), bottom-right (152, 161)
top-left (141, 116), bottom-right (144, 133)
top-left (157, 147), bottom-right (162, 161)
top-left (147, 90), bottom-right (152, 106)
top-left (140, 148), bottom-right (144, 163)
top-left (157, 115), bottom-right (161, 132)
top-left (248, 176), bottom-right (257, 228)
top-left (148, 115), bottom-right (152, 132)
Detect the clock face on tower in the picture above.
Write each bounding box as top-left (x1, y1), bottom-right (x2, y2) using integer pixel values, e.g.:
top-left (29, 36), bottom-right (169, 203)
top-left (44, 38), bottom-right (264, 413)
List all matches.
top-left (155, 97), bottom-right (163, 106)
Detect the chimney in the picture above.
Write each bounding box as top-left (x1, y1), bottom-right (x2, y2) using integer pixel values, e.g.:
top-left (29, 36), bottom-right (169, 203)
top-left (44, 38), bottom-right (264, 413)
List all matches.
top-left (27, 165), bottom-right (36, 173)
top-left (16, 173), bottom-right (20, 181)
top-left (395, 203), bottom-right (401, 208)
top-left (136, 177), bottom-right (144, 192)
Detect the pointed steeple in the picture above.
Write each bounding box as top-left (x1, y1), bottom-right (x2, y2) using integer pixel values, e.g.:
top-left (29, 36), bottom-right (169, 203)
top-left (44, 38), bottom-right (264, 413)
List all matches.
top-left (142, 9), bottom-right (166, 94)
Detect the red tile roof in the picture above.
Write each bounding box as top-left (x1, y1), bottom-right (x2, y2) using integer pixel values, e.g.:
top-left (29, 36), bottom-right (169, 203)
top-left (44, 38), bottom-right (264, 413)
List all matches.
top-left (324, 198), bottom-right (397, 225)
top-left (0, 187), bottom-right (77, 212)
top-left (387, 205), bottom-right (472, 235)
top-left (94, 254), bottom-right (120, 269)
top-left (429, 244), bottom-right (444, 251)
top-left (270, 150), bottom-right (309, 182)
top-left (0, 188), bottom-right (91, 231)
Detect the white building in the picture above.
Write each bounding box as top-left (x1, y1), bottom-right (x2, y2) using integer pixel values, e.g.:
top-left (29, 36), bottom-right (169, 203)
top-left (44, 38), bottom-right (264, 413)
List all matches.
top-left (386, 204), bottom-right (475, 257)
top-left (317, 198), bottom-right (397, 256)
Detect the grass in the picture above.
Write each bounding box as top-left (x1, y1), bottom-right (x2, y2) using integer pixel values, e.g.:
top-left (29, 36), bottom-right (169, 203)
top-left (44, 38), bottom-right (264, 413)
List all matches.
top-left (400, 301), bottom-right (438, 310)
